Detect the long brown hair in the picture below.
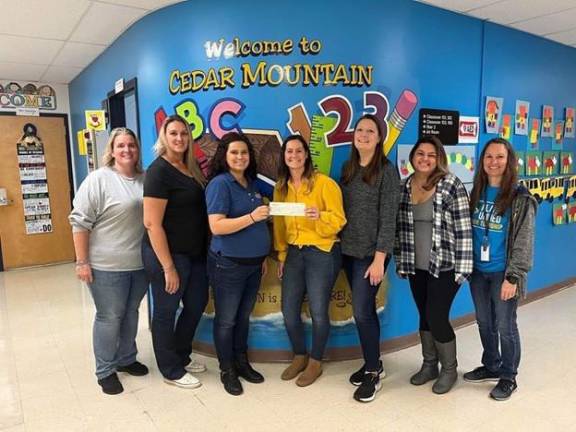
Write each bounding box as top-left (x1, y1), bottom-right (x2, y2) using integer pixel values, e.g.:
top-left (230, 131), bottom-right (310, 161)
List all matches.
top-left (470, 138), bottom-right (518, 215)
top-left (209, 132), bottom-right (258, 180)
top-left (275, 134), bottom-right (315, 198)
top-left (154, 115), bottom-right (206, 187)
top-left (341, 114), bottom-right (389, 186)
top-left (409, 136), bottom-right (449, 190)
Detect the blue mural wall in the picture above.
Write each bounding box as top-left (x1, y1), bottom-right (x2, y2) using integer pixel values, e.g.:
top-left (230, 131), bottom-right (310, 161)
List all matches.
top-left (69, 0), bottom-right (576, 351)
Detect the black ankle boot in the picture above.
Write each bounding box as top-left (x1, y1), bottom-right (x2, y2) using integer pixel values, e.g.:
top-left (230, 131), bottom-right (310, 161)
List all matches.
top-left (234, 353), bottom-right (264, 383)
top-left (220, 368), bottom-right (243, 396)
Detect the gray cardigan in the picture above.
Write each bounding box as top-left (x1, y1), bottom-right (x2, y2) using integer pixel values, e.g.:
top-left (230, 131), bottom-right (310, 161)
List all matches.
top-left (505, 186), bottom-right (538, 298)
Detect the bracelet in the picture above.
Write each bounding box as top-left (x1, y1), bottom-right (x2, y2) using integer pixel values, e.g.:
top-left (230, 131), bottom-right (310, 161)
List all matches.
top-left (75, 260), bottom-right (89, 267)
top-left (249, 212), bottom-right (256, 223)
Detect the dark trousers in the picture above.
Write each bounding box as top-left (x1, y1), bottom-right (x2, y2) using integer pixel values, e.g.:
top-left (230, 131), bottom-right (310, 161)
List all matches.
top-left (281, 244), bottom-right (341, 361)
top-left (470, 270), bottom-right (521, 381)
top-left (408, 269), bottom-right (459, 343)
top-left (142, 243), bottom-right (209, 380)
top-left (208, 251), bottom-right (262, 370)
top-left (343, 254), bottom-right (390, 372)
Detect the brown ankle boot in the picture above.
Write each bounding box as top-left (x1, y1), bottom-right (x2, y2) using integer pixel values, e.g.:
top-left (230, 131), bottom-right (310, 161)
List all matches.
top-left (281, 354), bottom-right (309, 380)
top-left (296, 358), bottom-right (322, 387)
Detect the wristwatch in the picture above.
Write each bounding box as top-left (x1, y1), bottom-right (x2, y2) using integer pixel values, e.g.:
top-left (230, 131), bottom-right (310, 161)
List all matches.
top-left (505, 274), bottom-right (518, 285)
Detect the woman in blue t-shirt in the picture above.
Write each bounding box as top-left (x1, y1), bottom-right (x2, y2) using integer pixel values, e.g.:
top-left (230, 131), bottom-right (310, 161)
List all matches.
top-left (464, 138), bottom-right (537, 401)
top-left (206, 132), bottom-right (271, 396)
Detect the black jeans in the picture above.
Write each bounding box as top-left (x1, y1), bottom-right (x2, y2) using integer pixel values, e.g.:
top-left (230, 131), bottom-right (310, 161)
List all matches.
top-left (408, 269), bottom-right (460, 343)
top-left (142, 243), bottom-right (209, 380)
top-left (343, 254), bottom-right (390, 371)
top-left (207, 251), bottom-right (263, 370)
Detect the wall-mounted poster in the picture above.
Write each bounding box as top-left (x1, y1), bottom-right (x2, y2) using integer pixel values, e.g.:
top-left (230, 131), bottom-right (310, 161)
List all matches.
top-left (526, 151), bottom-right (542, 176)
top-left (561, 152), bottom-right (573, 174)
top-left (543, 151), bottom-right (559, 175)
top-left (485, 96), bottom-right (503, 134)
top-left (565, 107), bottom-right (575, 138)
top-left (553, 203), bottom-right (567, 225)
top-left (553, 120), bottom-right (564, 150)
top-left (500, 114), bottom-right (512, 139)
top-left (529, 118), bottom-right (540, 150)
top-left (515, 100), bottom-right (529, 135)
top-left (458, 116), bottom-right (479, 143)
top-left (16, 123), bottom-right (53, 235)
top-left (515, 151), bottom-right (525, 177)
top-left (397, 144), bottom-right (414, 179)
top-left (85, 110), bottom-right (106, 131)
top-left (567, 201), bottom-right (576, 223)
top-left (541, 105), bottom-right (554, 137)
top-left (418, 108), bottom-right (459, 144)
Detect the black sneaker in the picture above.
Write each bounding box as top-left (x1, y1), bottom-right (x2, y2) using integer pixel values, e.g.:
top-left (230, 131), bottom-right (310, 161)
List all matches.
top-left (97, 373), bottom-right (124, 395)
top-left (463, 366), bottom-right (499, 383)
top-left (353, 372), bottom-right (382, 403)
top-left (490, 379), bottom-right (517, 401)
top-left (117, 361), bottom-right (149, 376)
top-left (350, 360), bottom-right (384, 386)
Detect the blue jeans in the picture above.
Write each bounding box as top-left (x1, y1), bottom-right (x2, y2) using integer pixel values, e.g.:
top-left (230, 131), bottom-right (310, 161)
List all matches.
top-left (208, 251), bottom-right (263, 370)
top-left (142, 243), bottom-right (209, 380)
top-left (470, 270), bottom-right (521, 381)
top-left (282, 244), bottom-right (341, 361)
top-left (343, 254), bottom-right (390, 372)
top-left (88, 269), bottom-right (148, 380)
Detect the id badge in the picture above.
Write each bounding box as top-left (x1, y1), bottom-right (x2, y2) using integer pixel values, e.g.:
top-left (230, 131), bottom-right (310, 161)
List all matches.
top-left (481, 236), bottom-right (490, 262)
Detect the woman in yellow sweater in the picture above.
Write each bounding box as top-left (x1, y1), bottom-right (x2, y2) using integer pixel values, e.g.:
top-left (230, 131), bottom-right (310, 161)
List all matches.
top-left (273, 134), bottom-right (346, 387)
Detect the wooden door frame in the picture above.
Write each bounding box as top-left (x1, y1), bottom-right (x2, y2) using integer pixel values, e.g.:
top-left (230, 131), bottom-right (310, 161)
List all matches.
top-left (0, 112), bottom-right (74, 272)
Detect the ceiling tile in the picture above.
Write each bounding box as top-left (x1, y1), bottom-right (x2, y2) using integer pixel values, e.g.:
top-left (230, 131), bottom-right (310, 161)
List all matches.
top-left (418, 0), bottom-right (502, 13)
top-left (547, 28), bottom-right (576, 45)
top-left (99, 0), bottom-right (183, 10)
top-left (468, 0), bottom-right (576, 25)
top-left (41, 65), bottom-right (84, 84)
top-left (68, 2), bottom-right (146, 45)
top-left (51, 42), bottom-right (106, 68)
top-left (0, 35), bottom-right (63, 64)
top-left (0, 0), bottom-right (90, 40)
top-left (510, 7), bottom-right (576, 35)
top-left (0, 63), bottom-right (48, 82)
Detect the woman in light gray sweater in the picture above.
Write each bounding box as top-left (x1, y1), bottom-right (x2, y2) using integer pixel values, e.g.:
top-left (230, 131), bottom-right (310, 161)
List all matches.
top-left (340, 114), bottom-right (400, 403)
top-left (69, 128), bottom-right (148, 395)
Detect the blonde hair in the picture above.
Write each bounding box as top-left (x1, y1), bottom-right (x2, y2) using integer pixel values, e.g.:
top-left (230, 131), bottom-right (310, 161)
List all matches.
top-left (102, 127), bottom-right (143, 173)
top-left (153, 115), bottom-right (207, 187)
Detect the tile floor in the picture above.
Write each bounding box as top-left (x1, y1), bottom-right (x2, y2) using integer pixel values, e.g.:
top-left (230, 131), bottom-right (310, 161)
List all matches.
top-left (0, 264), bottom-right (575, 432)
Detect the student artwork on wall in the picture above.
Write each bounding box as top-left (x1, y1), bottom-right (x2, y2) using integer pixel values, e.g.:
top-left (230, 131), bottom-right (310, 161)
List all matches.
top-left (553, 203), bottom-right (567, 225)
top-left (397, 144), bottom-right (414, 179)
top-left (515, 151), bottom-right (525, 177)
top-left (529, 118), bottom-right (540, 150)
top-left (567, 201), bottom-right (576, 223)
top-left (541, 105), bottom-right (554, 137)
top-left (485, 96), bottom-right (503, 134)
top-left (515, 100), bottom-right (529, 135)
top-left (500, 114), bottom-right (512, 139)
top-left (526, 151), bottom-right (542, 176)
top-left (560, 152), bottom-right (573, 174)
top-left (458, 116), bottom-right (479, 143)
top-left (565, 107), bottom-right (575, 138)
top-left (553, 120), bottom-right (564, 150)
top-left (543, 151), bottom-right (559, 176)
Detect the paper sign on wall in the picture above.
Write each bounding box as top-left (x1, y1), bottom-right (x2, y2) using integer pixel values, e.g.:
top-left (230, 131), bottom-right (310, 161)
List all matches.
top-left (85, 110), bottom-right (106, 131)
top-left (458, 116), bottom-right (479, 143)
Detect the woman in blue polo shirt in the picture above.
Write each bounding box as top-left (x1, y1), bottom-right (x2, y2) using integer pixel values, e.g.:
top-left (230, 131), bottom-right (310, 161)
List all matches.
top-left (206, 132), bottom-right (271, 396)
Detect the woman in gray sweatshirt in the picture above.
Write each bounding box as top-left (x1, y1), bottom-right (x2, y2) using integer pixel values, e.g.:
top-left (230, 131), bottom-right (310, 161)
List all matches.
top-left (340, 114), bottom-right (400, 403)
top-left (69, 128), bottom-right (148, 395)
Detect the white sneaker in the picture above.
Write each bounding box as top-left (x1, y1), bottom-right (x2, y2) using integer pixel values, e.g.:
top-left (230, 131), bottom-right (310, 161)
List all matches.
top-left (185, 359), bottom-right (207, 373)
top-left (164, 373), bottom-right (202, 389)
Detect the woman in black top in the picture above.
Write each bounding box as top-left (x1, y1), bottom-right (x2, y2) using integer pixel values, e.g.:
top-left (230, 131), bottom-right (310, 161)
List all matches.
top-left (142, 115), bottom-right (209, 389)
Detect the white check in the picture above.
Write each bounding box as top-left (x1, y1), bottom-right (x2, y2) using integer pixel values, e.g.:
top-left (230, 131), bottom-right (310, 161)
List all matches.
top-left (269, 202), bottom-right (306, 216)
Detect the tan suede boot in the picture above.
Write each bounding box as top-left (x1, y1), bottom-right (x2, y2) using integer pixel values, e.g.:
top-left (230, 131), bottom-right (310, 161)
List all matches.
top-left (281, 354), bottom-right (309, 380)
top-left (296, 358), bottom-right (322, 387)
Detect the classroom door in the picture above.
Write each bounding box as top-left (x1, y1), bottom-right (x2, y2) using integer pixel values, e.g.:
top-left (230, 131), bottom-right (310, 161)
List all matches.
top-left (0, 115), bottom-right (75, 269)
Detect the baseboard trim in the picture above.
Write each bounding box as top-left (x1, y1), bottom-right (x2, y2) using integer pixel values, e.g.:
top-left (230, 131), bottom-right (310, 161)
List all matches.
top-left (193, 277), bottom-right (576, 363)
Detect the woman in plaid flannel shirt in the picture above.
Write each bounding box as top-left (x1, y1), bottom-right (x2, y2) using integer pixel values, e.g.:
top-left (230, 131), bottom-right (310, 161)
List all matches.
top-left (394, 136), bottom-right (473, 394)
